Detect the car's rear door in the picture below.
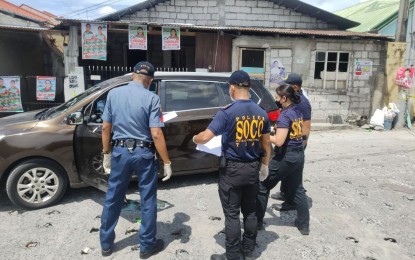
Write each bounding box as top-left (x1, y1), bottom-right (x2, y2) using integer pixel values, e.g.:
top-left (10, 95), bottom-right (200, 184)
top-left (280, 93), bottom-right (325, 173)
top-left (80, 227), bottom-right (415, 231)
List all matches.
top-left (160, 79), bottom-right (226, 174)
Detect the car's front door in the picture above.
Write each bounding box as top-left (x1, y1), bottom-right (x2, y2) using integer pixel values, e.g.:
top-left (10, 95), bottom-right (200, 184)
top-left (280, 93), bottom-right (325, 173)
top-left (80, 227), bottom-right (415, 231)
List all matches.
top-left (73, 89), bottom-right (112, 191)
top-left (73, 82), bottom-right (159, 190)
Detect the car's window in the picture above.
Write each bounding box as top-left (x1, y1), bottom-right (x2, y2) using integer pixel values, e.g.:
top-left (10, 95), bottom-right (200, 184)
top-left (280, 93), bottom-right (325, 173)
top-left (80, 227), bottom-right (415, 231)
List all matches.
top-left (219, 82), bottom-right (260, 104)
top-left (44, 83), bottom-right (111, 119)
top-left (164, 81), bottom-right (220, 111)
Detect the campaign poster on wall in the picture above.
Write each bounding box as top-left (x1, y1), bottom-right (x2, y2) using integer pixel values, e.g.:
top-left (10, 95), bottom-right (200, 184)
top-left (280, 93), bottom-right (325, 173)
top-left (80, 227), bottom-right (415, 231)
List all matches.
top-left (129, 24), bottom-right (147, 50)
top-left (0, 76), bottom-right (23, 112)
top-left (36, 76), bottom-right (56, 101)
top-left (162, 26), bottom-right (180, 50)
top-left (395, 67), bottom-right (415, 89)
top-left (269, 59), bottom-right (286, 86)
top-left (82, 22), bottom-right (107, 61)
top-left (354, 60), bottom-right (373, 77)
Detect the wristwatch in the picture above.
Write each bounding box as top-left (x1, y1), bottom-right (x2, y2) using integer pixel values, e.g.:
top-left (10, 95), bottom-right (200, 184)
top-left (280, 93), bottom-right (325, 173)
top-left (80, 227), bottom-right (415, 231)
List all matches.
top-left (102, 150), bottom-right (110, 154)
top-left (302, 135), bottom-right (308, 141)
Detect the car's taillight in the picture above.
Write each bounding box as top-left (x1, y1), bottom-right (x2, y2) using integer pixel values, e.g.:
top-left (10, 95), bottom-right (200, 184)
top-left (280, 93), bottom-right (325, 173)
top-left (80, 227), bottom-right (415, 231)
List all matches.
top-left (267, 109), bottom-right (280, 122)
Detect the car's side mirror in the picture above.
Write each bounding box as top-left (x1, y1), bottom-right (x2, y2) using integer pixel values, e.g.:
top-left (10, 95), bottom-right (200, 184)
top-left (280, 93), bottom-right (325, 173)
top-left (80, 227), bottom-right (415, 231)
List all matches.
top-left (66, 111), bottom-right (83, 125)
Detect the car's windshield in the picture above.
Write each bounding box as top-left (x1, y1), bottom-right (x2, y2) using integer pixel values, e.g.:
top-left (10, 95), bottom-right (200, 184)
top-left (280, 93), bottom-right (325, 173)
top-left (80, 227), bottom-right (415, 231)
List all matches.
top-left (42, 84), bottom-right (105, 120)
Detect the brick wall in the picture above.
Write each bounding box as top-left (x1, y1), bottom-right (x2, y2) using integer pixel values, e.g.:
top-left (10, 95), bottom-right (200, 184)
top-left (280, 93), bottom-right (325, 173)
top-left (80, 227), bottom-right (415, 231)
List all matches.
top-left (308, 39), bottom-right (387, 122)
top-left (232, 36), bottom-right (387, 122)
top-left (123, 0), bottom-right (336, 29)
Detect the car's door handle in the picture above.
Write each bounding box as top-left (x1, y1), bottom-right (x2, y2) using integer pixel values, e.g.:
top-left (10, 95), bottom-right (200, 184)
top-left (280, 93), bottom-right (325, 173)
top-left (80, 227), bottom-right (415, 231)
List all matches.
top-left (92, 125), bottom-right (102, 134)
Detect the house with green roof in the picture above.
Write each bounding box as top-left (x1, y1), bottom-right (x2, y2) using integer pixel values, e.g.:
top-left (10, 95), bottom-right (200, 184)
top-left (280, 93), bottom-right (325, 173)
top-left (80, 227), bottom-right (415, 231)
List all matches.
top-left (335, 0), bottom-right (414, 39)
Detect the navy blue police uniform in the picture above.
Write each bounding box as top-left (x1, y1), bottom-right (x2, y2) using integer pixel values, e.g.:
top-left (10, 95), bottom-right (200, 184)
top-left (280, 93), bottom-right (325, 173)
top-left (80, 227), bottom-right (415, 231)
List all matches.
top-left (208, 98), bottom-right (270, 260)
top-left (278, 90), bottom-right (312, 197)
top-left (256, 104), bottom-right (310, 231)
top-left (100, 68), bottom-right (164, 253)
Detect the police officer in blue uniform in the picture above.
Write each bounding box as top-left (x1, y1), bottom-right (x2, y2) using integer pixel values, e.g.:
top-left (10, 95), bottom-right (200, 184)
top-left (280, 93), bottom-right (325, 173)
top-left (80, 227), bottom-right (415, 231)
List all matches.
top-left (193, 70), bottom-right (271, 260)
top-left (256, 84), bottom-right (310, 235)
top-left (271, 73), bottom-right (312, 206)
top-left (100, 61), bottom-right (173, 258)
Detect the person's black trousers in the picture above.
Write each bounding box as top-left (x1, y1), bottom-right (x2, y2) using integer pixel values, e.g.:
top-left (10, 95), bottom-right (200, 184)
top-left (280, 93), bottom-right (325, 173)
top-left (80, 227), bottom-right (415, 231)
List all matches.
top-left (256, 147), bottom-right (309, 228)
top-left (218, 160), bottom-right (260, 260)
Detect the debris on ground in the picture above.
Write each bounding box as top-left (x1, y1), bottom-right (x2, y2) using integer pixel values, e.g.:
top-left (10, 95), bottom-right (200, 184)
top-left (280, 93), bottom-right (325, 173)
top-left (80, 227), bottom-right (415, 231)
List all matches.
top-left (346, 236), bottom-right (359, 243)
top-left (125, 227), bottom-right (138, 235)
top-left (89, 227), bottom-right (99, 233)
top-left (209, 216), bottom-right (221, 221)
top-left (81, 247), bottom-right (92, 254)
top-left (25, 241), bottom-right (39, 248)
top-left (346, 113), bottom-right (367, 127)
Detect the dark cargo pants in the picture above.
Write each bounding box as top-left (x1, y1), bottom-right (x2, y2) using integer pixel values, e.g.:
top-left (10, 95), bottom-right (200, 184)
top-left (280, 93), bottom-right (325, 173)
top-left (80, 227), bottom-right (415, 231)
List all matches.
top-left (218, 160), bottom-right (260, 260)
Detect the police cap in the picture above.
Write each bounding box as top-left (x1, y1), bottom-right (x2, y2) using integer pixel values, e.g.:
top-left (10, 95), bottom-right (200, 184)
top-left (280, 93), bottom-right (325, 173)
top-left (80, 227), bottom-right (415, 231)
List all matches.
top-left (134, 61), bottom-right (155, 78)
top-left (228, 70), bottom-right (250, 87)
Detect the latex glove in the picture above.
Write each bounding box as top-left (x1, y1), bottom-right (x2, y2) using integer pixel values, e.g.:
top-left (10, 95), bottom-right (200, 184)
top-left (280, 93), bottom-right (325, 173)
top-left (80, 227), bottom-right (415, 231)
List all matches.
top-left (259, 164), bottom-right (269, 182)
top-left (103, 153), bottom-right (111, 175)
top-left (162, 162), bottom-right (172, 181)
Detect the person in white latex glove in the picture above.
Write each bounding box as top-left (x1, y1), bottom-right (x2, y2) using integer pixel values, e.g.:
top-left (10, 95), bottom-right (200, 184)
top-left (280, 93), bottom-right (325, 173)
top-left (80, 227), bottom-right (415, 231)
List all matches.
top-left (162, 162), bottom-right (172, 181)
top-left (259, 163), bottom-right (268, 181)
top-left (102, 153), bottom-right (111, 174)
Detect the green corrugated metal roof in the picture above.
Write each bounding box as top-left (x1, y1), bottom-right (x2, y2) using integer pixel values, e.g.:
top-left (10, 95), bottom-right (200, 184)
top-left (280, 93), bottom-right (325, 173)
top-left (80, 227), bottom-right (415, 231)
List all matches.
top-left (335, 0), bottom-right (400, 32)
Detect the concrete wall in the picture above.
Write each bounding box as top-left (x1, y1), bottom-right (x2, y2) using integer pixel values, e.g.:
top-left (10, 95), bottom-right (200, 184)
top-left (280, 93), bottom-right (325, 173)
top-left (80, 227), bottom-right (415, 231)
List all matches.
top-left (124, 0), bottom-right (336, 29)
top-left (232, 36), bottom-right (387, 122)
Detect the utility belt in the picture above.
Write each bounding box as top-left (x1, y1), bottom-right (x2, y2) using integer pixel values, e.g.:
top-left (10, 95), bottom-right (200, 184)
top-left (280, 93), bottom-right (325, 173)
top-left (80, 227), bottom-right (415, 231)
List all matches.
top-left (274, 146), bottom-right (303, 156)
top-left (112, 139), bottom-right (154, 152)
top-left (220, 156), bottom-right (259, 168)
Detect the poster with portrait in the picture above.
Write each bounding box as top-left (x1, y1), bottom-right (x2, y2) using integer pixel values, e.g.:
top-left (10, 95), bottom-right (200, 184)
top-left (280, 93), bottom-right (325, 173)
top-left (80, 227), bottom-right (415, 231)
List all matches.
top-left (269, 59), bottom-right (286, 86)
top-left (0, 76), bottom-right (23, 112)
top-left (354, 60), bottom-right (373, 77)
top-left (162, 26), bottom-right (180, 50)
top-left (82, 22), bottom-right (107, 61)
top-left (36, 76), bottom-right (56, 101)
top-left (129, 24), bottom-right (147, 50)
top-left (395, 67), bottom-right (415, 89)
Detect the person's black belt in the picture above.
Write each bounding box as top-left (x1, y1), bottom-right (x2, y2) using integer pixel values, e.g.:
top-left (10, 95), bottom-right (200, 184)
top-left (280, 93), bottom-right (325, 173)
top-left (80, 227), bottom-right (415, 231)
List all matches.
top-left (274, 146), bottom-right (303, 155)
top-left (112, 139), bottom-right (154, 149)
top-left (227, 158), bottom-right (260, 163)
top-left (286, 146), bottom-right (303, 152)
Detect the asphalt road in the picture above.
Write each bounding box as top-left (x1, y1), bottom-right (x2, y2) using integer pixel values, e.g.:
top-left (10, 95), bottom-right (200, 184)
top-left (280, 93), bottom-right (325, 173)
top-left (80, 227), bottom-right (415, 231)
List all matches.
top-left (1, 128), bottom-right (414, 259)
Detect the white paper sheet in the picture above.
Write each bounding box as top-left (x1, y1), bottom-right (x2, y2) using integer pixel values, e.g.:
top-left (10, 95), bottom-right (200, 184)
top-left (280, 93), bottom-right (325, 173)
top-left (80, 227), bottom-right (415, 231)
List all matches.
top-left (196, 135), bottom-right (222, 157)
top-left (162, 111), bottom-right (177, 122)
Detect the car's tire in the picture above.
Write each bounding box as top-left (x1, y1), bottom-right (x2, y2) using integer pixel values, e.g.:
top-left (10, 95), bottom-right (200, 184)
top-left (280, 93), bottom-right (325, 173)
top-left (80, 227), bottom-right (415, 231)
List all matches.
top-left (6, 159), bottom-right (68, 210)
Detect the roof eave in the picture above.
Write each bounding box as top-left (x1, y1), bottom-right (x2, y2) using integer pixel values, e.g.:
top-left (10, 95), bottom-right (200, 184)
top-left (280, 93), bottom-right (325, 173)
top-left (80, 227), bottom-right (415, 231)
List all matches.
top-left (97, 0), bottom-right (359, 30)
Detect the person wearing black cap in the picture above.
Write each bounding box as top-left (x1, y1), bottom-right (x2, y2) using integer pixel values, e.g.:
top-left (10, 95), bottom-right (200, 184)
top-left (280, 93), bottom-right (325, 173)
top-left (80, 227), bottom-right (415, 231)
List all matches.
top-left (271, 73), bottom-right (312, 205)
top-left (256, 84), bottom-right (310, 235)
top-left (100, 61), bottom-right (173, 258)
top-left (193, 70), bottom-right (271, 260)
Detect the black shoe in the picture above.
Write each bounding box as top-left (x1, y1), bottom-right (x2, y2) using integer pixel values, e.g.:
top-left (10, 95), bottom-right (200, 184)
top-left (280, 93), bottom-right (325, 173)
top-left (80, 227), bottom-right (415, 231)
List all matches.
top-left (140, 239), bottom-right (165, 259)
top-left (272, 202), bottom-right (296, 211)
top-left (210, 253), bottom-right (227, 260)
top-left (294, 220), bottom-right (310, 235)
top-left (240, 245), bottom-right (254, 259)
top-left (101, 248), bottom-right (113, 257)
top-left (270, 192), bottom-right (286, 201)
top-left (257, 221), bottom-right (265, 231)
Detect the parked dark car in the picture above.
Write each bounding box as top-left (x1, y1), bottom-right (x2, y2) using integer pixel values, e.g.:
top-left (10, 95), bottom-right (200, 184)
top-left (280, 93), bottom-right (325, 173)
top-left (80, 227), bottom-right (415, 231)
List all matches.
top-left (0, 72), bottom-right (279, 209)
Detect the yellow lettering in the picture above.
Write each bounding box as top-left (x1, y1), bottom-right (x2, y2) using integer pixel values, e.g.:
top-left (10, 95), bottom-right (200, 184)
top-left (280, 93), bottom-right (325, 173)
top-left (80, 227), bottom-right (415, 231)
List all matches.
top-left (290, 119), bottom-right (303, 140)
top-left (236, 121), bottom-right (243, 140)
top-left (250, 120), bottom-right (258, 139)
top-left (243, 120), bottom-right (250, 139)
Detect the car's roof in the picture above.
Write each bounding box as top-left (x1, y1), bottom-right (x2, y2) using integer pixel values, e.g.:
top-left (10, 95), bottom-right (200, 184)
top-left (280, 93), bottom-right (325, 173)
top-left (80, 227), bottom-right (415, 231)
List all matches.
top-left (123, 72), bottom-right (233, 78)
top-left (155, 71), bottom-right (233, 77)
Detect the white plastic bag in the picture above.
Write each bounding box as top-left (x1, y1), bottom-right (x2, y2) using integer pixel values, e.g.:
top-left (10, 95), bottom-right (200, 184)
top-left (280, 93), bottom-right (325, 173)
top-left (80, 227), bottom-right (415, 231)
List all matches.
top-left (370, 109), bottom-right (384, 126)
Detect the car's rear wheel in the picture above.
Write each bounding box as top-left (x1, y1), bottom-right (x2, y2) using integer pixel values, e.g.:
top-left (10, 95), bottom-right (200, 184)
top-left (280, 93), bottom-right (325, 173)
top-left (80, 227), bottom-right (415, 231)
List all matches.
top-left (6, 159), bottom-right (68, 209)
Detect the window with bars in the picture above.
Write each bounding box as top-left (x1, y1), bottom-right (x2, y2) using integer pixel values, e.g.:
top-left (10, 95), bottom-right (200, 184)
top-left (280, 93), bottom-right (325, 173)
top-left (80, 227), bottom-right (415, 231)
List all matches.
top-left (314, 51), bottom-right (350, 90)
